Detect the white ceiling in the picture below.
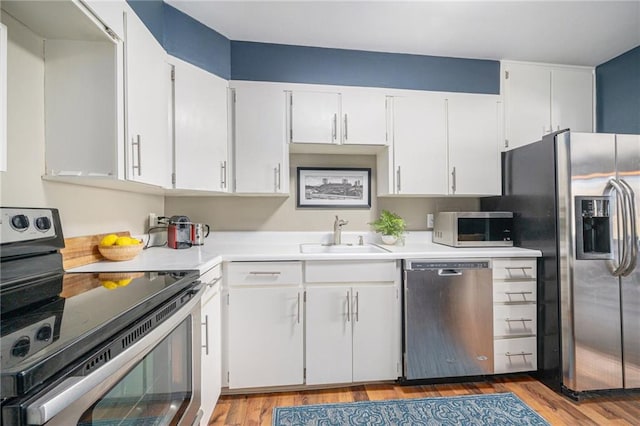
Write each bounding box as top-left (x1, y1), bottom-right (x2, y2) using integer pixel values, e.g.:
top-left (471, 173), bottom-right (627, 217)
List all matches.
top-left (165, 1), bottom-right (640, 66)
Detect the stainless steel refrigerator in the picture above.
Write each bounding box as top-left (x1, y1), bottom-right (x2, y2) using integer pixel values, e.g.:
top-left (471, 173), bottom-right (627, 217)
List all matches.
top-left (482, 130), bottom-right (639, 397)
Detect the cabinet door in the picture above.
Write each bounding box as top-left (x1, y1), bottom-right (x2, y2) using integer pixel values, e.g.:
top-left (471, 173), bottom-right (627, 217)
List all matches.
top-left (200, 287), bottom-right (221, 425)
top-left (352, 285), bottom-right (399, 382)
top-left (124, 8), bottom-right (171, 187)
top-left (503, 63), bottom-right (551, 150)
top-left (290, 91), bottom-right (340, 144)
top-left (228, 287), bottom-right (303, 388)
top-left (551, 68), bottom-right (593, 133)
top-left (0, 23), bottom-right (6, 172)
top-left (393, 94), bottom-right (447, 195)
top-left (305, 286), bottom-right (353, 385)
top-left (82, 0), bottom-right (126, 39)
top-left (173, 57), bottom-right (228, 191)
top-left (447, 95), bottom-right (501, 195)
top-left (341, 92), bottom-right (388, 145)
top-left (233, 83), bottom-right (288, 194)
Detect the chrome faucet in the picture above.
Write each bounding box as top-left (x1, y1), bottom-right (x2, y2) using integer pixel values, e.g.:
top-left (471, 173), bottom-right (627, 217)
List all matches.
top-left (333, 215), bottom-right (349, 245)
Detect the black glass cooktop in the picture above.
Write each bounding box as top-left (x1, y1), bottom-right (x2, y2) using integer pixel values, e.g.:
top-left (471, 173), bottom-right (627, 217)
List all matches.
top-left (0, 270), bottom-right (199, 398)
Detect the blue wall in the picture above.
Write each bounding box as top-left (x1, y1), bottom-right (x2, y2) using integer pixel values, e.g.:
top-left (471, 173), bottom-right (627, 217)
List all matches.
top-left (127, 1), bottom-right (499, 94)
top-left (231, 42), bottom-right (499, 94)
top-left (596, 46), bottom-right (640, 134)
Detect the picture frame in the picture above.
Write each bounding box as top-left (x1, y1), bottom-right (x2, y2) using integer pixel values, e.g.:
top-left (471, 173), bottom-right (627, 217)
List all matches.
top-left (296, 167), bottom-right (371, 208)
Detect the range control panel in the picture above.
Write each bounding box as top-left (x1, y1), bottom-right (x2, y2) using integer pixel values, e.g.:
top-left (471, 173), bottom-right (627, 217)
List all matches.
top-left (1, 208), bottom-right (58, 244)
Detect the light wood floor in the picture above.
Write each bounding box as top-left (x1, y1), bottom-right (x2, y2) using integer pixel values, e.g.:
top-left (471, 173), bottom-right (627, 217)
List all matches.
top-left (208, 376), bottom-right (640, 425)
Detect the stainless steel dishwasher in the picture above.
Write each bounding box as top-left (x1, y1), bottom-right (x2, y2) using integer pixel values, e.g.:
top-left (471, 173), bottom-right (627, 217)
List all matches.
top-left (403, 259), bottom-right (493, 380)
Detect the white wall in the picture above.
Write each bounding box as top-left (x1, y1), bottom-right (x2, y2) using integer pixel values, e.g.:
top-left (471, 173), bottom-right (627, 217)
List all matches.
top-left (0, 12), bottom-right (163, 237)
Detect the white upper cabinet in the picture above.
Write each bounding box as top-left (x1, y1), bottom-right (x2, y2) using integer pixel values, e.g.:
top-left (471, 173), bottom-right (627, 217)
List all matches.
top-left (290, 91), bottom-right (340, 144)
top-left (341, 92), bottom-right (388, 145)
top-left (551, 67), bottom-right (594, 135)
top-left (289, 89), bottom-right (388, 146)
top-left (171, 56), bottom-right (229, 192)
top-left (81, 0), bottom-right (126, 39)
top-left (447, 95), bottom-right (502, 195)
top-left (231, 81), bottom-right (288, 194)
top-left (124, 6), bottom-right (171, 187)
top-left (503, 61), bottom-right (594, 150)
top-left (0, 23), bottom-right (7, 172)
top-left (390, 94), bottom-right (448, 195)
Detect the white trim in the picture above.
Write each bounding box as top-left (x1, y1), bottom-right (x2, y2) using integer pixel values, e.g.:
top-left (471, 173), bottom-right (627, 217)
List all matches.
top-left (0, 23), bottom-right (7, 172)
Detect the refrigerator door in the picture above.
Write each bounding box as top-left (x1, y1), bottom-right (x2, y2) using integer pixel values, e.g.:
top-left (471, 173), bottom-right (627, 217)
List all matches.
top-left (617, 134), bottom-right (640, 389)
top-left (559, 132), bottom-right (623, 392)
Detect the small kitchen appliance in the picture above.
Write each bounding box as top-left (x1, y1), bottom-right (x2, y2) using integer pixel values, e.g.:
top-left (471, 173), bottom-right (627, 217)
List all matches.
top-left (433, 211), bottom-right (513, 247)
top-left (168, 215), bottom-right (192, 249)
top-left (190, 223), bottom-right (210, 246)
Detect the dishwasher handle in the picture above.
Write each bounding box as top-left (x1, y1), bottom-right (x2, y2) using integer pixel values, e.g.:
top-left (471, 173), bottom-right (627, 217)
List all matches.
top-left (438, 269), bottom-right (463, 276)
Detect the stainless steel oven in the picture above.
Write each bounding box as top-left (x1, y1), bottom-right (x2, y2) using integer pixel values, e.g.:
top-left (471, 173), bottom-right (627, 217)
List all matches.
top-left (0, 208), bottom-right (204, 426)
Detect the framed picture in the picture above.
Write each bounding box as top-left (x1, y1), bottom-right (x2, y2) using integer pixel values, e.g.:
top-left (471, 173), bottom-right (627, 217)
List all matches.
top-left (297, 167), bottom-right (371, 208)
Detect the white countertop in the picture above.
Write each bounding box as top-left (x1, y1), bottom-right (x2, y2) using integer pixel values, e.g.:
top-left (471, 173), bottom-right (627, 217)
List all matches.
top-left (68, 231), bottom-right (541, 274)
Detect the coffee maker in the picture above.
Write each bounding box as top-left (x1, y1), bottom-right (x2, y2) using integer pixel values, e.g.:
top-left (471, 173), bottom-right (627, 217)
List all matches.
top-left (167, 216), bottom-right (191, 249)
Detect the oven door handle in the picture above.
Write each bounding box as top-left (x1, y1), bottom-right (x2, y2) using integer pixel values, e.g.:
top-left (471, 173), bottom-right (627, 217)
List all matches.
top-left (25, 284), bottom-right (205, 425)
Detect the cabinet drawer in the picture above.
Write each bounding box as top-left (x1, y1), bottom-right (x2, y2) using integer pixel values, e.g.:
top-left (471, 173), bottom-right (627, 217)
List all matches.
top-left (493, 280), bottom-right (537, 303)
top-left (494, 304), bottom-right (536, 337)
top-left (494, 337), bottom-right (537, 373)
top-left (493, 258), bottom-right (537, 280)
top-left (201, 264), bottom-right (222, 285)
top-left (226, 261), bottom-right (302, 286)
top-left (304, 260), bottom-right (397, 283)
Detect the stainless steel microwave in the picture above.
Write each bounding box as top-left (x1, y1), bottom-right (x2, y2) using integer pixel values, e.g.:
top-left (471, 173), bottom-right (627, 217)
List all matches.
top-left (433, 212), bottom-right (514, 247)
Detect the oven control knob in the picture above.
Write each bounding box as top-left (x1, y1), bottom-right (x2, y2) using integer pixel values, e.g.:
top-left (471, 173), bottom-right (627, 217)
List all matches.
top-left (36, 324), bottom-right (53, 342)
top-left (35, 216), bottom-right (52, 231)
top-left (12, 337), bottom-right (31, 358)
top-left (10, 215), bottom-right (30, 231)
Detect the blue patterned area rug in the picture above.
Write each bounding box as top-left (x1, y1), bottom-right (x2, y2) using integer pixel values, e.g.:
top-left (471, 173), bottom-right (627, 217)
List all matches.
top-left (272, 392), bottom-right (549, 425)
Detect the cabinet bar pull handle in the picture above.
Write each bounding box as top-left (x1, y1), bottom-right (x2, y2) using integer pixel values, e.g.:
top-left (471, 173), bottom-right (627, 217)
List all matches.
top-left (504, 266), bottom-right (533, 270)
top-left (202, 315), bottom-right (210, 355)
top-left (220, 160), bottom-right (227, 189)
top-left (451, 166), bottom-right (456, 194)
top-left (248, 271), bottom-right (281, 275)
top-left (504, 291), bottom-right (533, 295)
top-left (505, 318), bottom-right (533, 322)
top-left (274, 163), bottom-right (282, 191)
top-left (132, 135), bottom-right (142, 176)
top-left (355, 291), bottom-right (359, 322)
top-left (344, 114), bottom-right (348, 141)
top-left (297, 292), bottom-right (301, 324)
top-left (332, 113), bottom-right (337, 142)
top-left (207, 277), bottom-right (222, 288)
top-left (396, 166), bottom-right (401, 192)
top-left (346, 291), bottom-right (350, 322)
top-left (505, 351), bottom-right (533, 357)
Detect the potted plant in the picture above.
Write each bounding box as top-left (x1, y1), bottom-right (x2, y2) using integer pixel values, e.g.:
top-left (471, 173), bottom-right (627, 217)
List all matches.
top-left (370, 210), bottom-right (406, 245)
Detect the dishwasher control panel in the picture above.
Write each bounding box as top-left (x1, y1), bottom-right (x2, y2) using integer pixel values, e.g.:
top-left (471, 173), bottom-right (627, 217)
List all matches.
top-left (405, 260), bottom-right (490, 270)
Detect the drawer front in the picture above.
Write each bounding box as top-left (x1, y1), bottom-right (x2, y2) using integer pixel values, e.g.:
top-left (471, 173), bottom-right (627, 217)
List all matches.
top-left (493, 304), bottom-right (537, 337)
top-left (226, 261), bottom-right (302, 286)
top-left (494, 337), bottom-right (537, 373)
top-left (493, 258), bottom-right (537, 280)
top-left (201, 264), bottom-right (222, 285)
top-left (304, 260), bottom-right (397, 283)
top-left (493, 280), bottom-right (537, 303)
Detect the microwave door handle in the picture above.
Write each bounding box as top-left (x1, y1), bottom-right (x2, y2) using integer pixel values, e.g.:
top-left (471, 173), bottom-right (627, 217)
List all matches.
top-left (606, 179), bottom-right (628, 277)
top-left (26, 286), bottom-right (204, 425)
top-left (619, 178), bottom-right (638, 275)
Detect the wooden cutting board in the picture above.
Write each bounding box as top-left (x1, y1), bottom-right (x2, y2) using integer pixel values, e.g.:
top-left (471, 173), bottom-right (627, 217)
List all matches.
top-left (61, 231), bottom-right (131, 270)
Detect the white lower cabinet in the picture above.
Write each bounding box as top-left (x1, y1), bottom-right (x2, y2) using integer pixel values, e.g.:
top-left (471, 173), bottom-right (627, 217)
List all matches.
top-left (492, 258), bottom-right (538, 374)
top-left (200, 266), bottom-right (222, 425)
top-left (226, 262), bottom-right (304, 389)
top-left (304, 261), bottom-right (401, 385)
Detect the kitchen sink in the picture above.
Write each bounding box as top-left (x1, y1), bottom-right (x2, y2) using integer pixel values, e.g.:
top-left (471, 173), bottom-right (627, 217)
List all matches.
top-left (299, 243), bottom-right (389, 254)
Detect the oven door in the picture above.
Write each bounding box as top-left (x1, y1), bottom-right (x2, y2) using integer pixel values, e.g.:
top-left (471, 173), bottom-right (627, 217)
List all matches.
top-left (20, 287), bottom-right (203, 426)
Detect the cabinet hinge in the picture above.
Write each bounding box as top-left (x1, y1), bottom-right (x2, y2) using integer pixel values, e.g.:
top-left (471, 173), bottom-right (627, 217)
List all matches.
top-left (227, 371), bottom-right (230, 382)
top-left (303, 291), bottom-right (306, 302)
top-left (105, 27), bottom-right (117, 40)
top-left (303, 368), bottom-right (306, 379)
top-left (504, 139), bottom-right (509, 148)
top-left (505, 70), bottom-right (509, 80)
top-left (171, 68), bottom-right (175, 81)
top-left (227, 293), bottom-right (230, 305)
top-left (171, 173), bottom-right (176, 185)
top-left (233, 90), bottom-right (236, 103)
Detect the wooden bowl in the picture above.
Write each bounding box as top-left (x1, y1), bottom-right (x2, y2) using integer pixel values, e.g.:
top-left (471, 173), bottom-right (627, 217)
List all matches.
top-left (98, 243), bottom-right (143, 261)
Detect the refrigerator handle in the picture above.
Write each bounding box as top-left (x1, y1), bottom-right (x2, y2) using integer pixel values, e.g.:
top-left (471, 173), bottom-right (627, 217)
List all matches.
top-left (619, 178), bottom-right (638, 275)
top-left (606, 179), bottom-right (629, 277)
